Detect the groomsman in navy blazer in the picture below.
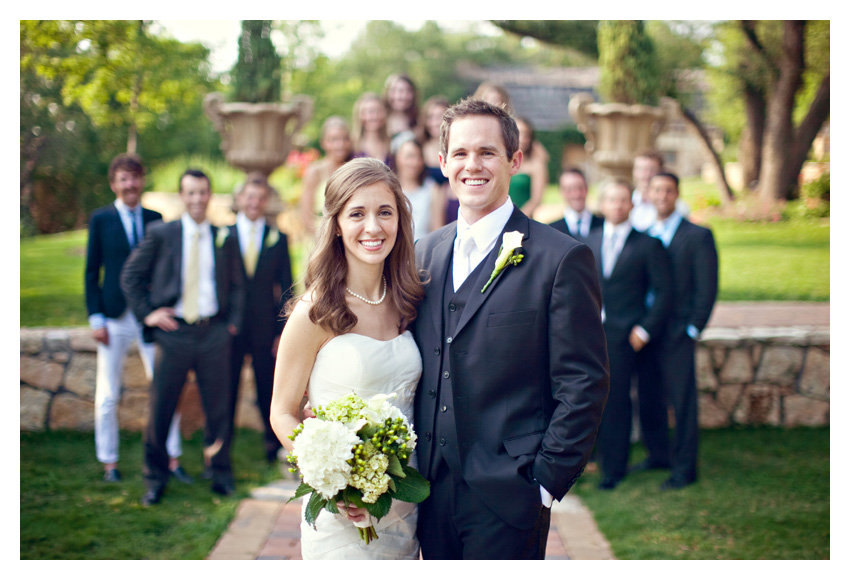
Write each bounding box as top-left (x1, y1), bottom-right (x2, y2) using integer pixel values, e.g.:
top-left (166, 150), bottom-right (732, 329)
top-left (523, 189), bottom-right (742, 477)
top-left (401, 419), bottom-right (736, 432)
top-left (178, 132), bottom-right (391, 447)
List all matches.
top-left (547, 167), bottom-right (603, 239)
top-left (647, 171), bottom-right (718, 490)
top-left (121, 169), bottom-right (244, 506)
top-left (84, 154), bottom-right (187, 484)
top-left (227, 174), bottom-right (294, 464)
top-left (584, 179), bottom-right (672, 490)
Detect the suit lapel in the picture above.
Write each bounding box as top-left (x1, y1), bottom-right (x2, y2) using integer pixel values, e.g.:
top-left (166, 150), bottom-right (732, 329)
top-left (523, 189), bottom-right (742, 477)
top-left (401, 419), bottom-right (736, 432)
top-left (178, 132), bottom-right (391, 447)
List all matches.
top-left (610, 228), bottom-right (637, 279)
top-left (108, 205), bottom-right (132, 255)
top-left (454, 208), bottom-right (529, 338)
top-left (426, 225), bottom-right (457, 340)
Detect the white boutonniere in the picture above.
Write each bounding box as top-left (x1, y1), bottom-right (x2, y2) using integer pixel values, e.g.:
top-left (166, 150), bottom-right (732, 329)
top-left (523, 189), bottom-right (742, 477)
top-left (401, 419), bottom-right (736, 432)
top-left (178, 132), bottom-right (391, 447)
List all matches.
top-left (481, 231), bottom-right (524, 293)
top-left (265, 227), bottom-right (280, 248)
top-left (215, 227), bottom-right (230, 248)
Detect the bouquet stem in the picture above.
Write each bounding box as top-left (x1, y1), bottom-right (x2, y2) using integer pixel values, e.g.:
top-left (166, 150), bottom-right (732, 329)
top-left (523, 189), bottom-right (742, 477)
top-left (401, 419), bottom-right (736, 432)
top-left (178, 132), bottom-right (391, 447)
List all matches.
top-left (359, 525), bottom-right (379, 544)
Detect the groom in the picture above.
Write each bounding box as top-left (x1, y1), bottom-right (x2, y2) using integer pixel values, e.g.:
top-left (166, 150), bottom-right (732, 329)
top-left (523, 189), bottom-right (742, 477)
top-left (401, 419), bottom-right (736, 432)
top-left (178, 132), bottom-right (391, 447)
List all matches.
top-left (413, 98), bottom-right (609, 559)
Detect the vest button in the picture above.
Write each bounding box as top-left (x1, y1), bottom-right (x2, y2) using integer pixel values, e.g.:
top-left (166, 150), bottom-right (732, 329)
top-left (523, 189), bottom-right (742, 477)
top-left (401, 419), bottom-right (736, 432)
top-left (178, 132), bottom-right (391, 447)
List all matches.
top-left (446, 336), bottom-right (453, 344)
top-left (434, 347), bottom-right (440, 356)
top-left (425, 432), bottom-right (432, 441)
top-left (439, 437), bottom-right (447, 446)
top-left (448, 303), bottom-right (457, 312)
top-left (428, 390), bottom-right (436, 399)
top-left (441, 405), bottom-right (448, 413)
top-left (443, 371), bottom-right (450, 379)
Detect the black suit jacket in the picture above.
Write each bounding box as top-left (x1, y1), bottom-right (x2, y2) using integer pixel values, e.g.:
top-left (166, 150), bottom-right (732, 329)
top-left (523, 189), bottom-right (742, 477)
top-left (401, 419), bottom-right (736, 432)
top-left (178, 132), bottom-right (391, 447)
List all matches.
top-left (413, 207), bottom-right (609, 529)
top-left (585, 226), bottom-right (672, 342)
top-left (229, 223), bottom-right (294, 345)
top-left (664, 218), bottom-right (719, 339)
top-left (120, 219), bottom-right (245, 342)
top-left (548, 213), bottom-right (604, 239)
top-left (85, 203), bottom-right (162, 319)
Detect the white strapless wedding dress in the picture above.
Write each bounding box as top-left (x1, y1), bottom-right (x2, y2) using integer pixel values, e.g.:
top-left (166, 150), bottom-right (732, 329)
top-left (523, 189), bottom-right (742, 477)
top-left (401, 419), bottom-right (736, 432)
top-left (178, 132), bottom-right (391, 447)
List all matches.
top-left (299, 331), bottom-right (423, 560)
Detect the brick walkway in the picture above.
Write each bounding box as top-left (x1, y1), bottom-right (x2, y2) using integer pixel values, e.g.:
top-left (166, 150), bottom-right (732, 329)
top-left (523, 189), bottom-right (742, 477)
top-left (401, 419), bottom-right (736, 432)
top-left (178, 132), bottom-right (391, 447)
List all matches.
top-left (207, 476), bottom-right (613, 560)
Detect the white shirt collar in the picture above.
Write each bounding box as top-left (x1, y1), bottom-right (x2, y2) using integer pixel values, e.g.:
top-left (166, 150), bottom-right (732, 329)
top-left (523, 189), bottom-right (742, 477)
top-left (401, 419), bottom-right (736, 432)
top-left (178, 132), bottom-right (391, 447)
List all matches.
top-left (236, 211), bottom-right (265, 231)
top-left (603, 220), bottom-right (632, 238)
top-left (114, 198), bottom-right (138, 214)
top-left (181, 212), bottom-right (210, 235)
top-left (456, 197), bottom-right (514, 254)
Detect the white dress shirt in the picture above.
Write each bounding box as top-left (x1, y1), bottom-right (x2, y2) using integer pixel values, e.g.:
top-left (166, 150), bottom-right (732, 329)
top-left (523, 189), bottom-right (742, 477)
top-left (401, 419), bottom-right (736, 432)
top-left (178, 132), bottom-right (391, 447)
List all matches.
top-left (631, 190), bottom-right (691, 232)
top-left (235, 211), bottom-right (266, 257)
top-left (452, 197), bottom-right (514, 291)
top-left (175, 213), bottom-right (218, 319)
top-left (563, 207), bottom-right (594, 238)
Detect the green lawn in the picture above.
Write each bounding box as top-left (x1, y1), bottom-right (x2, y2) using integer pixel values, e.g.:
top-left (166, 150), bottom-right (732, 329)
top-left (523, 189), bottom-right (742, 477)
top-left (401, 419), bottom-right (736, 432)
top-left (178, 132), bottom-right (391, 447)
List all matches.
top-left (573, 427), bottom-right (829, 559)
top-left (20, 428), bottom-right (285, 560)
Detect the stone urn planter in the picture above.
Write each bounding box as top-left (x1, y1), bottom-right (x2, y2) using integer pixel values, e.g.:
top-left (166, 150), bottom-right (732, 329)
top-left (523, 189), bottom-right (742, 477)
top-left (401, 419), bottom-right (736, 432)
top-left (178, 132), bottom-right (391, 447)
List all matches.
top-left (569, 92), bottom-right (679, 182)
top-left (204, 92), bottom-right (314, 217)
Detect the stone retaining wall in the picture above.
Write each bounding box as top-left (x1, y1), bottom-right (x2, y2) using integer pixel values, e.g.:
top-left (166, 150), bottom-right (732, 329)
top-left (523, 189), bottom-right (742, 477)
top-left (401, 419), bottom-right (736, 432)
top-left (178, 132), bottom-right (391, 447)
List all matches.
top-left (20, 326), bottom-right (830, 433)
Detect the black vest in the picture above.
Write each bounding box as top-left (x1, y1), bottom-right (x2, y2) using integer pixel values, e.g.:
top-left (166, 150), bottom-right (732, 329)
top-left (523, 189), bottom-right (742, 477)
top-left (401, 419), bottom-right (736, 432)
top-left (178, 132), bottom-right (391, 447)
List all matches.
top-left (429, 254), bottom-right (490, 476)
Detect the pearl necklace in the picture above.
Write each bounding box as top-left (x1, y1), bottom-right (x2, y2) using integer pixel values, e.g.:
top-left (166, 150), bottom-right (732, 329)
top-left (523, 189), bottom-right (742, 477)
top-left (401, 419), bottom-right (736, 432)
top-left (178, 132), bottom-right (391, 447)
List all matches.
top-left (346, 276), bottom-right (387, 306)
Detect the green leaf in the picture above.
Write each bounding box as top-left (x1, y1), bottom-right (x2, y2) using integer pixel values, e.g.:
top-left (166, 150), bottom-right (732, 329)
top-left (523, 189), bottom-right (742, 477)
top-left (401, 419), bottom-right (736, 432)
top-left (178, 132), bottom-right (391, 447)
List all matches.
top-left (387, 454), bottom-right (406, 478)
top-left (342, 487), bottom-right (366, 509)
top-left (288, 482), bottom-right (315, 502)
top-left (304, 492), bottom-right (328, 526)
top-left (391, 466), bottom-right (431, 503)
top-left (366, 492), bottom-right (392, 521)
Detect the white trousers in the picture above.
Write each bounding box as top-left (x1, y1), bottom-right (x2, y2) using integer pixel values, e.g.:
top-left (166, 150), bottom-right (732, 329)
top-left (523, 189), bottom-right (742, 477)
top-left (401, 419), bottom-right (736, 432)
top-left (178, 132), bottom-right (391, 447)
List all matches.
top-left (95, 310), bottom-right (182, 464)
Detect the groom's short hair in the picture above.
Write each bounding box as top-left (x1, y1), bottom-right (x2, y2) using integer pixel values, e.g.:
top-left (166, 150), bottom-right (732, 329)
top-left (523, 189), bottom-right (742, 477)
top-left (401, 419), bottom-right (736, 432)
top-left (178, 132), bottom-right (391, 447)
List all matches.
top-left (439, 98), bottom-right (519, 161)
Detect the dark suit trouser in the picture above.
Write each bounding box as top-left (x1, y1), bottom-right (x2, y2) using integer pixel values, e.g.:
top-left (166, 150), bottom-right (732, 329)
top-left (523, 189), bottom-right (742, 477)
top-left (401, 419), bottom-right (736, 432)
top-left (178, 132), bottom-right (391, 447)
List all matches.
top-left (597, 335), bottom-right (638, 481)
top-left (144, 320), bottom-right (233, 493)
top-left (418, 459), bottom-right (550, 560)
top-left (658, 333), bottom-right (699, 483)
top-left (228, 325), bottom-right (281, 457)
top-left (635, 341), bottom-right (672, 467)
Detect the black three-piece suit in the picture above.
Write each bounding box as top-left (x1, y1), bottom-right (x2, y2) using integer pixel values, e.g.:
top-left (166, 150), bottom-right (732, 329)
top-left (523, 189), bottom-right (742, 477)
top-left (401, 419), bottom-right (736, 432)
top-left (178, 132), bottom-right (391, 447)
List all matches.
top-left (413, 207), bottom-right (609, 559)
top-left (585, 225), bottom-right (672, 483)
top-left (121, 219), bottom-right (244, 495)
top-left (227, 222), bottom-right (293, 461)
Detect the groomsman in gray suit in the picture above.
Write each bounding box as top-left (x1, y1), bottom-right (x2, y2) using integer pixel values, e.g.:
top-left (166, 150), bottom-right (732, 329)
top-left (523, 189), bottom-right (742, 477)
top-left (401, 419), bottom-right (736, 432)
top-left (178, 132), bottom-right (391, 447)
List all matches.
top-left (84, 154), bottom-right (188, 484)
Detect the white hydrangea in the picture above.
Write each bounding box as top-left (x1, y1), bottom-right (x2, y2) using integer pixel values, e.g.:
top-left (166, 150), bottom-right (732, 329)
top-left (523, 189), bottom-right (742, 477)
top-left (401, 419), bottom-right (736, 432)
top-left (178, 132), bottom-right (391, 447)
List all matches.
top-left (291, 418), bottom-right (361, 500)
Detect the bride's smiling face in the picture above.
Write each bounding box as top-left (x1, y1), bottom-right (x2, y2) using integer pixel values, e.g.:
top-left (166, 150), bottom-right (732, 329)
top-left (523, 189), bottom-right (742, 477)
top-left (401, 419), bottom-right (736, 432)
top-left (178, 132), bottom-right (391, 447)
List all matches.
top-left (336, 182), bottom-right (399, 269)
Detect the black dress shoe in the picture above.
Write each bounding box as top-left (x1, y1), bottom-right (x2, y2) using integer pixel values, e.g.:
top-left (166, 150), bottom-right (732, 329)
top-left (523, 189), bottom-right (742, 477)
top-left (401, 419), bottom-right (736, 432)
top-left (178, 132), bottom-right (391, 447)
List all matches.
top-left (211, 481), bottom-right (235, 496)
top-left (598, 477), bottom-right (621, 490)
top-left (141, 489), bottom-right (162, 506)
top-left (660, 477), bottom-right (695, 491)
top-left (103, 468), bottom-right (122, 483)
top-left (170, 466), bottom-right (194, 484)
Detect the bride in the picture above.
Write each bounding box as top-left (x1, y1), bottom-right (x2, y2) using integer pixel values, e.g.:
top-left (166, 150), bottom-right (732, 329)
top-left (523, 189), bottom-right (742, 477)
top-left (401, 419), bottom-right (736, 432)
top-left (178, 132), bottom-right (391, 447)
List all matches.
top-left (270, 158), bottom-right (426, 559)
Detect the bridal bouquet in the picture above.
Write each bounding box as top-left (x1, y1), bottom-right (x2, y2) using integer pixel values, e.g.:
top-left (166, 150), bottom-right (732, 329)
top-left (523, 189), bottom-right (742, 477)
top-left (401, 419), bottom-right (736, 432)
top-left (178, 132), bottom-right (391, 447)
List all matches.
top-left (286, 393), bottom-right (430, 544)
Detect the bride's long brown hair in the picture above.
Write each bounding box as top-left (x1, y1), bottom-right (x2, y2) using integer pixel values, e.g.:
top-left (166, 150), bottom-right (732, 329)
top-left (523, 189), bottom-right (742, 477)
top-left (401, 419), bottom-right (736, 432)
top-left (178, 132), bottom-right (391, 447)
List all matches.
top-left (285, 158), bottom-right (424, 335)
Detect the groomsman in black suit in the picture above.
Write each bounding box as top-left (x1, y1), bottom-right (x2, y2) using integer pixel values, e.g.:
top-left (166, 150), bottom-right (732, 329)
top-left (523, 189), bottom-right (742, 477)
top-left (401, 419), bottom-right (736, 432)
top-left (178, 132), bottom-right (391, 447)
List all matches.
top-left (84, 154), bottom-right (188, 484)
top-left (228, 174), bottom-right (294, 463)
top-left (547, 167), bottom-right (603, 239)
top-left (121, 169), bottom-right (244, 505)
top-left (585, 179), bottom-right (672, 490)
top-left (414, 99), bottom-right (608, 559)
top-left (647, 172), bottom-right (718, 490)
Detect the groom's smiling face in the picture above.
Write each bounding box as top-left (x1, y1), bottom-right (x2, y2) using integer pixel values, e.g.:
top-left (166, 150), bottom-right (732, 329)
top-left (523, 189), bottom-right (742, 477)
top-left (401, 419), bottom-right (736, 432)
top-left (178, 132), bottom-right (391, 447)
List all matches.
top-left (439, 115), bottom-right (522, 224)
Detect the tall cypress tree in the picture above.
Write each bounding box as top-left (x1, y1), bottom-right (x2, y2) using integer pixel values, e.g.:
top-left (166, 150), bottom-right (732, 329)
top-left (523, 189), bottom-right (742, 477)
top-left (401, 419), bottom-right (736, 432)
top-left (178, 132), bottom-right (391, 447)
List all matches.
top-left (231, 20), bottom-right (282, 103)
top-left (598, 20), bottom-right (661, 105)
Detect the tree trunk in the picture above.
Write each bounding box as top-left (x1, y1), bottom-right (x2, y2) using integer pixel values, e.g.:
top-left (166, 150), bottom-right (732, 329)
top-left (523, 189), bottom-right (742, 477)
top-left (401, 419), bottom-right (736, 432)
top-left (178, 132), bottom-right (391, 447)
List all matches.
top-left (680, 107), bottom-right (735, 204)
top-left (740, 85), bottom-right (766, 188)
top-left (758, 20), bottom-right (805, 202)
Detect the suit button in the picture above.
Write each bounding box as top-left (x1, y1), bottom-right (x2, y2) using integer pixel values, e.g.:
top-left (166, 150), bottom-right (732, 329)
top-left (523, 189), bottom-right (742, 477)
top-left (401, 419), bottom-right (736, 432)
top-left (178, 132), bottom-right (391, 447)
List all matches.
top-left (446, 337), bottom-right (452, 344)
top-left (448, 303), bottom-right (457, 312)
top-left (425, 432), bottom-right (432, 441)
top-left (434, 347), bottom-right (440, 356)
top-left (443, 371), bottom-right (450, 379)
top-left (441, 405), bottom-right (447, 413)
top-left (439, 438), bottom-right (447, 446)
top-left (428, 390), bottom-right (436, 399)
